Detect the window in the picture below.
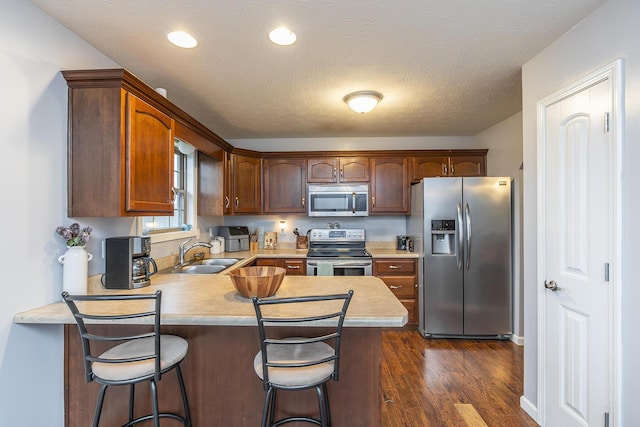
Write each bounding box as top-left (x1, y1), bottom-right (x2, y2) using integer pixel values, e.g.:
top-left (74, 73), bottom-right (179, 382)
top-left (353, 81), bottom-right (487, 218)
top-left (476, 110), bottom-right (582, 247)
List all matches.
top-left (139, 141), bottom-right (197, 242)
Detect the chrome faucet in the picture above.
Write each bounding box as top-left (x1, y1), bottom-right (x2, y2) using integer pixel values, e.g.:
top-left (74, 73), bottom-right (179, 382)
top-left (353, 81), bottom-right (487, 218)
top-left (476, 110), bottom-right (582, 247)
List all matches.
top-left (178, 238), bottom-right (212, 266)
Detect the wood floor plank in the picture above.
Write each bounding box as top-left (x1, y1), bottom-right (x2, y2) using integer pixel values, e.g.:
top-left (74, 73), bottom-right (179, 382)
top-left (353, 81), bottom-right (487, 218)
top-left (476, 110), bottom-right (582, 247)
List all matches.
top-left (381, 331), bottom-right (538, 427)
top-left (455, 403), bottom-right (489, 427)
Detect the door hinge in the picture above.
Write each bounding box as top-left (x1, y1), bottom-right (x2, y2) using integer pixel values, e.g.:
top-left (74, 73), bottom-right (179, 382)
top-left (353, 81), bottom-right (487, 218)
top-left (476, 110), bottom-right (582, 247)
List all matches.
top-left (604, 411), bottom-right (610, 427)
top-left (605, 263), bottom-right (610, 282)
top-left (604, 112), bottom-right (610, 132)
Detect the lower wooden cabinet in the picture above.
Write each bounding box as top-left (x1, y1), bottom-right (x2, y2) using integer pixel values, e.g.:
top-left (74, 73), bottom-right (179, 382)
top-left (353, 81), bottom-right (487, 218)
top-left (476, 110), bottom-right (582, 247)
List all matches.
top-left (255, 258), bottom-right (307, 275)
top-left (373, 258), bottom-right (418, 326)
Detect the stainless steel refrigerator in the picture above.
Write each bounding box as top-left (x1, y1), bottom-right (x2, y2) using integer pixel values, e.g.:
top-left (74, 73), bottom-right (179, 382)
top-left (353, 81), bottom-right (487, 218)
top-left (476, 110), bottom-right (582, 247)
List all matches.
top-left (407, 177), bottom-right (512, 338)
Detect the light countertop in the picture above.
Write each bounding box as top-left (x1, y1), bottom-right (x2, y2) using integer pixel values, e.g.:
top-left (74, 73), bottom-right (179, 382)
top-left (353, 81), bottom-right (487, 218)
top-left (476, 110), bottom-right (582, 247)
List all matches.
top-left (14, 274), bottom-right (408, 328)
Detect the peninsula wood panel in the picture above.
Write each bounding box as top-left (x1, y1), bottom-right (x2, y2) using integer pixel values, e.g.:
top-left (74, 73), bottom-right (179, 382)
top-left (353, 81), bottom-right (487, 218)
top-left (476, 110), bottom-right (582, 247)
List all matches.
top-left (64, 325), bottom-right (381, 427)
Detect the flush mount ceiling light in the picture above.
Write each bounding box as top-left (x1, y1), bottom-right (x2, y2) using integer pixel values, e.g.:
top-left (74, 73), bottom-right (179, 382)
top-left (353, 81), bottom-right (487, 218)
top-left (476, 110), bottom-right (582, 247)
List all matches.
top-left (268, 27), bottom-right (297, 46)
top-left (343, 91), bottom-right (383, 114)
top-left (167, 31), bottom-right (198, 48)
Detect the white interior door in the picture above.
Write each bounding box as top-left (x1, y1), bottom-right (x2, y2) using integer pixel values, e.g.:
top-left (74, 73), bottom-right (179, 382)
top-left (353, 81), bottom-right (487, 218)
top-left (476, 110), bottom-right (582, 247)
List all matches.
top-left (540, 76), bottom-right (614, 426)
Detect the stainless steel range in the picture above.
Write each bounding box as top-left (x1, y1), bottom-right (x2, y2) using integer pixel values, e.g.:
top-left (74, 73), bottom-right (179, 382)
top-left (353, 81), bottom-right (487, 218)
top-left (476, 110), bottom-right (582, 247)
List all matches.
top-left (306, 228), bottom-right (372, 276)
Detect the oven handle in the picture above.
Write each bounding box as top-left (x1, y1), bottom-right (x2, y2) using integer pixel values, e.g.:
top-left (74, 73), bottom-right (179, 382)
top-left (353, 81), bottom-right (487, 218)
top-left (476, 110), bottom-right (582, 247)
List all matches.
top-left (307, 261), bottom-right (372, 267)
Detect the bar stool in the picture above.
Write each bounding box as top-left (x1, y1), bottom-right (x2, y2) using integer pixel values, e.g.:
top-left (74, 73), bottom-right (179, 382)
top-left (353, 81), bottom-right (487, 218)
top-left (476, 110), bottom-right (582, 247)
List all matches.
top-left (252, 290), bottom-right (354, 427)
top-left (62, 290), bottom-right (192, 427)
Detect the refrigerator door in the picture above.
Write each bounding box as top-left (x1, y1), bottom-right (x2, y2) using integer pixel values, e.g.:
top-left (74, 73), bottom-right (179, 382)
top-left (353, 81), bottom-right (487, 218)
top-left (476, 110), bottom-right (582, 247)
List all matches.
top-left (462, 177), bottom-right (512, 336)
top-left (423, 178), bottom-right (464, 335)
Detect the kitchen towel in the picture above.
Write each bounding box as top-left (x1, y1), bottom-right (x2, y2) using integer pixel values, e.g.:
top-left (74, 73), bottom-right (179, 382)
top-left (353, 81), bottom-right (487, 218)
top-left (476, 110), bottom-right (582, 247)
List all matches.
top-left (316, 261), bottom-right (334, 276)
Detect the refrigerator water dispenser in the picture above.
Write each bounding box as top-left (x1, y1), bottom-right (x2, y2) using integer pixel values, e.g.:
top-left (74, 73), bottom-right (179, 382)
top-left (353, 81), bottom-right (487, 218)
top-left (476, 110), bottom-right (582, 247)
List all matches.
top-left (431, 220), bottom-right (456, 255)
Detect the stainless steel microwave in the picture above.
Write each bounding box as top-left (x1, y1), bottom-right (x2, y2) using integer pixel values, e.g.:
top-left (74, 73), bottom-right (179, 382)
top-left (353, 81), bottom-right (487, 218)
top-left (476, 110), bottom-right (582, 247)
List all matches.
top-left (307, 184), bottom-right (369, 217)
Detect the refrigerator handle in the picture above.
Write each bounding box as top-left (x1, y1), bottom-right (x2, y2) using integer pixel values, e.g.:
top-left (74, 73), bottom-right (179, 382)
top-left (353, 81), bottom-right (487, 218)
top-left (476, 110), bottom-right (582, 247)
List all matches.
top-left (465, 202), bottom-right (471, 270)
top-left (456, 203), bottom-right (463, 270)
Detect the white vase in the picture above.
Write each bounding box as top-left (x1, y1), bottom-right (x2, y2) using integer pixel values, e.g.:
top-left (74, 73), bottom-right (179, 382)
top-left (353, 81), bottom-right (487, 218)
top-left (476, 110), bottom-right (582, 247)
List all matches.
top-left (58, 246), bottom-right (93, 294)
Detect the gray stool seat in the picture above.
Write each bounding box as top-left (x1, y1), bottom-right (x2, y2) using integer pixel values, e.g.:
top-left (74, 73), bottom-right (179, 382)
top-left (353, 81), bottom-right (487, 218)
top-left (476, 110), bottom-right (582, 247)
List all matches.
top-left (94, 335), bottom-right (188, 382)
top-left (253, 338), bottom-right (335, 387)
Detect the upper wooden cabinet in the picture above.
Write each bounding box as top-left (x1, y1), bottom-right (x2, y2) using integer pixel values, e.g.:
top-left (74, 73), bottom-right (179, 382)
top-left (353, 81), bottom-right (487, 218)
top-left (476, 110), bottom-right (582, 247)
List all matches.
top-left (63, 68), bottom-right (231, 217)
top-left (412, 150), bottom-right (487, 181)
top-left (263, 158), bottom-right (307, 214)
top-left (198, 152), bottom-right (224, 216)
top-left (307, 157), bottom-right (369, 183)
top-left (370, 157), bottom-right (410, 214)
top-left (230, 154), bottom-right (262, 214)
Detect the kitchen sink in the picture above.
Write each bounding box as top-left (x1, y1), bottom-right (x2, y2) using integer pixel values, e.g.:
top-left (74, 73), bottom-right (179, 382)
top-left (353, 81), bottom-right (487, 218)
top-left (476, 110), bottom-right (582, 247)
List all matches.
top-left (175, 264), bottom-right (228, 274)
top-left (162, 258), bottom-right (243, 274)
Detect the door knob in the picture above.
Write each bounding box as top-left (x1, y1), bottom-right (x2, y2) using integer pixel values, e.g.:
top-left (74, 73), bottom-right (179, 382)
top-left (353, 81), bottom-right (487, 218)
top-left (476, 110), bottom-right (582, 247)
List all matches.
top-left (544, 280), bottom-right (562, 292)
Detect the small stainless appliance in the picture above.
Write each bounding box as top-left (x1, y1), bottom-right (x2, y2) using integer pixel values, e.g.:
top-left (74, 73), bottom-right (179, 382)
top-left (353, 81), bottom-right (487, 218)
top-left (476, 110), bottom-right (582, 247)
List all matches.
top-left (104, 236), bottom-right (157, 289)
top-left (306, 228), bottom-right (372, 276)
top-left (218, 226), bottom-right (250, 252)
top-left (307, 184), bottom-right (369, 217)
top-left (396, 235), bottom-right (414, 251)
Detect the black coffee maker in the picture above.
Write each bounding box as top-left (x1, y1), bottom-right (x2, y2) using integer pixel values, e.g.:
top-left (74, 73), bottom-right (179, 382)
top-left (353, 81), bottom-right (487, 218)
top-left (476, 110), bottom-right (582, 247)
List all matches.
top-left (104, 236), bottom-right (157, 289)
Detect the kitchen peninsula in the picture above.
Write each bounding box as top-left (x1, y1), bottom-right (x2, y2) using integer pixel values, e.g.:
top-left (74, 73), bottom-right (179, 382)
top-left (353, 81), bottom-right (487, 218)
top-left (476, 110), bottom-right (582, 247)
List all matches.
top-left (14, 270), bottom-right (407, 426)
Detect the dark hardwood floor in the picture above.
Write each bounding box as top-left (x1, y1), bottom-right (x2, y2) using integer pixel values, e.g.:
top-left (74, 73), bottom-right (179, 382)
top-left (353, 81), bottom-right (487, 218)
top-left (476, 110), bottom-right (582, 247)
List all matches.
top-left (381, 331), bottom-right (538, 427)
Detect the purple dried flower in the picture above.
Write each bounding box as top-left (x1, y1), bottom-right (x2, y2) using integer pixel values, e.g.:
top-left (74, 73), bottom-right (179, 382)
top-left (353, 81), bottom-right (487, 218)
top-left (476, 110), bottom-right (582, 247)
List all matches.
top-left (56, 223), bottom-right (92, 247)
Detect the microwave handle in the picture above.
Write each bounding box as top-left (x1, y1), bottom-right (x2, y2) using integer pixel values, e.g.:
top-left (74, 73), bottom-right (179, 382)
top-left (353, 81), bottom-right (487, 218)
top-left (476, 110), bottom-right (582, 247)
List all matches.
top-left (352, 192), bottom-right (356, 213)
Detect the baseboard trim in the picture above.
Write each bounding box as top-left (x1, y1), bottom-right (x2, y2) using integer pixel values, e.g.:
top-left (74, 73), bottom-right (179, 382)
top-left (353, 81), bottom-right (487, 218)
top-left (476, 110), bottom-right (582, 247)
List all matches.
top-left (511, 334), bottom-right (524, 346)
top-left (520, 395), bottom-right (538, 423)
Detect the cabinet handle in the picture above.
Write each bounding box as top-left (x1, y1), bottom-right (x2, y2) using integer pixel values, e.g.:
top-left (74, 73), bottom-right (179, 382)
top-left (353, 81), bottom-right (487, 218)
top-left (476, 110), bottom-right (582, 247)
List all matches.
top-left (235, 196), bottom-right (239, 208)
top-left (372, 196), bottom-right (376, 207)
top-left (443, 164), bottom-right (448, 175)
top-left (451, 165), bottom-right (455, 175)
top-left (340, 168), bottom-right (344, 180)
top-left (388, 265), bottom-right (401, 269)
top-left (333, 168), bottom-right (337, 179)
top-left (390, 285), bottom-right (403, 289)
top-left (224, 196), bottom-right (230, 209)
top-left (302, 197), bottom-right (305, 208)
top-left (287, 265), bottom-right (300, 269)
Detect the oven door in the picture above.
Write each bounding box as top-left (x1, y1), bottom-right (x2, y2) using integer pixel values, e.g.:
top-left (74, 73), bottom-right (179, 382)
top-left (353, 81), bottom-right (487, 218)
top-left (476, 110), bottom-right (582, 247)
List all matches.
top-left (306, 259), bottom-right (373, 276)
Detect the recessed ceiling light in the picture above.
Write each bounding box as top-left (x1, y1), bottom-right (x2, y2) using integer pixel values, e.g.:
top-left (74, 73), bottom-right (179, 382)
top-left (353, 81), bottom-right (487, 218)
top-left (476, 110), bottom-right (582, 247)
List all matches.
top-left (167, 31), bottom-right (198, 48)
top-left (268, 27), bottom-right (297, 46)
top-left (343, 91), bottom-right (383, 114)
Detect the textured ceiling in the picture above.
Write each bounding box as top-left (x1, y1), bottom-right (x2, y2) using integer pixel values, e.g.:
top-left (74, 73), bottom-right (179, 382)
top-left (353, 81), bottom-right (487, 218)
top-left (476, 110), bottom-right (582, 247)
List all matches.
top-left (30, 0), bottom-right (606, 140)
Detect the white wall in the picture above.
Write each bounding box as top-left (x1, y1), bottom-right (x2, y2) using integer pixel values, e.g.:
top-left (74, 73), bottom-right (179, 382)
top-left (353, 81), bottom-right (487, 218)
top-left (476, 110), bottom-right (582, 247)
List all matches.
top-left (0, 1), bottom-right (119, 425)
top-left (521, 0), bottom-right (640, 424)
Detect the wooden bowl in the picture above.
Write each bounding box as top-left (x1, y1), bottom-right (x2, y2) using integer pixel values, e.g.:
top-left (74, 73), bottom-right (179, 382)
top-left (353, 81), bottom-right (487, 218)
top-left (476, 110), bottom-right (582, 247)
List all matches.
top-left (228, 266), bottom-right (286, 298)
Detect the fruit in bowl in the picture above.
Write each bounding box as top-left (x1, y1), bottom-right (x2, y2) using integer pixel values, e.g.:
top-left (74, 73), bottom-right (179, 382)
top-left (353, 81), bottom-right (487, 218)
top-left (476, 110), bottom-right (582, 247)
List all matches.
top-left (228, 266), bottom-right (286, 298)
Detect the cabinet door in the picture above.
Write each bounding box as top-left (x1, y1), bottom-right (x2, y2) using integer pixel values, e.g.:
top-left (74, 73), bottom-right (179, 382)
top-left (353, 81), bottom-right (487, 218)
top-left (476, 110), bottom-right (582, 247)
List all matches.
top-left (370, 157), bottom-right (410, 214)
top-left (125, 93), bottom-right (174, 213)
top-left (264, 158), bottom-right (307, 213)
top-left (232, 154), bottom-right (261, 214)
top-left (307, 158), bottom-right (338, 183)
top-left (449, 155), bottom-right (486, 177)
top-left (339, 157), bottom-right (369, 182)
top-left (412, 155), bottom-right (448, 180)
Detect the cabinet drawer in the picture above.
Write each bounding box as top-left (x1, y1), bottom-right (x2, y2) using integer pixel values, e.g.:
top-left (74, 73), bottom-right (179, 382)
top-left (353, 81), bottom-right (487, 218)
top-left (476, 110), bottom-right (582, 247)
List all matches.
top-left (255, 259), bottom-right (278, 266)
top-left (379, 276), bottom-right (416, 298)
top-left (373, 259), bottom-right (416, 275)
top-left (281, 259), bottom-right (306, 275)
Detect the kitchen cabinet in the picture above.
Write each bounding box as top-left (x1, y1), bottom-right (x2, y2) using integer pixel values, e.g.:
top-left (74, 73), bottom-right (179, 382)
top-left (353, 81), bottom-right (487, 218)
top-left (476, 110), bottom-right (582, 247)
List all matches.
top-left (263, 158), bottom-right (307, 213)
top-left (64, 84), bottom-right (174, 216)
top-left (228, 154), bottom-right (262, 214)
top-left (307, 157), bottom-right (369, 183)
top-left (198, 152), bottom-right (224, 216)
top-left (412, 151), bottom-right (487, 181)
top-left (373, 258), bottom-right (418, 326)
top-left (63, 68), bottom-right (231, 217)
top-left (255, 258), bottom-right (307, 275)
top-left (369, 157), bottom-right (410, 214)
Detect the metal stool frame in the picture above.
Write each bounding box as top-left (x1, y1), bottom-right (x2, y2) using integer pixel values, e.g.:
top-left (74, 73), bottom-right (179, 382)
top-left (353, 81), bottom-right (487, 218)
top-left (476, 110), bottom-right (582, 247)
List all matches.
top-left (62, 290), bottom-right (192, 427)
top-left (252, 290), bottom-right (354, 427)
